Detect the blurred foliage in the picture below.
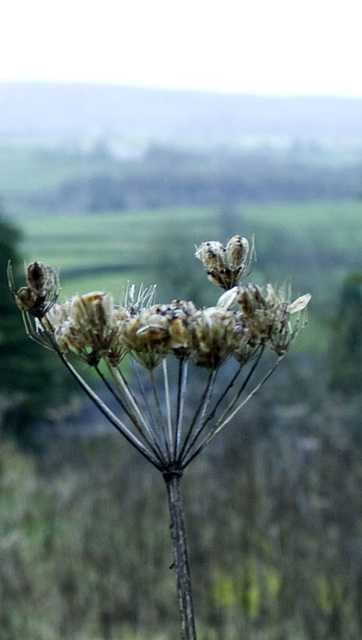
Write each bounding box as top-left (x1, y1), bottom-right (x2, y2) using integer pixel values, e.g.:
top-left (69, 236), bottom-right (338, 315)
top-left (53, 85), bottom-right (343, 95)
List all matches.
top-left (328, 272), bottom-right (362, 395)
top-left (1, 379), bottom-right (362, 640)
top-left (0, 211), bottom-right (75, 445)
top-left (55, 151), bottom-right (361, 213)
top-left (2, 140), bottom-right (362, 217)
top-left (146, 220), bottom-right (214, 307)
top-left (9, 142), bottom-right (362, 215)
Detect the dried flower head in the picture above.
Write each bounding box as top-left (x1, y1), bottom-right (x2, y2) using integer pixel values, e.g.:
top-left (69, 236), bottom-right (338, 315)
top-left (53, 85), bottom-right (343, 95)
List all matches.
top-left (192, 306), bottom-right (248, 369)
top-left (40, 292), bottom-right (122, 366)
top-left (7, 260), bottom-right (59, 318)
top-left (195, 235), bottom-right (254, 290)
top-left (238, 284), bottom-right (311, 353)
top-left (118, 304), bottom-right (172, 369)
top-left (8, 234), bottom-right (312, 483)
top-left (168, 300), bottom-right (196, 358)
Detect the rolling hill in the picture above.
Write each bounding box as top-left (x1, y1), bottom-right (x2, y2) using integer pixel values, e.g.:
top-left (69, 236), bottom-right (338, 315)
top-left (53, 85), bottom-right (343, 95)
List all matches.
top-left (1, 81), bottom-right (362, 140)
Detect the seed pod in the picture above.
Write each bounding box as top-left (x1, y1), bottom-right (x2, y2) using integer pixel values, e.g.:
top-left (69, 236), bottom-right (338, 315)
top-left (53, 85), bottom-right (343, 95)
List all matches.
top-left (287, 293), bottom-right (312, 314)
top-left (14, 286), bottom-right (38, 312)
top-left (225, 235), bottom-right (249, 269)
top-left (216, 286), bottom-right (239, 309)
top-left (195, 241), bottom-right (226, 272)
top-left (27, 262), bottom-right (55, 294)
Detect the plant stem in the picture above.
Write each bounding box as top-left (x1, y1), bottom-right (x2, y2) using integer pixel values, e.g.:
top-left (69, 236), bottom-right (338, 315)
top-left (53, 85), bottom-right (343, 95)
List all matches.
top-left (164, 471), bottom-right (197, 640)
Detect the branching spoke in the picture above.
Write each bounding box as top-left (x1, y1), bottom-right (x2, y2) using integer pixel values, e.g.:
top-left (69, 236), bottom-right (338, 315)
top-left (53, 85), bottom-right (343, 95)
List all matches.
top-left (195, 346), bottom-right (263, 442)
top-left (98, 364), bottom-right (166, 465)
top-left (41, 329), bottom-right (163, 470)
top-left (182, 355), bottom-right (284, 469)
top-left (195, 363), bottom-right (244, 431)
top-left (174, 359), bottom-right (188, 460)
top-left (150, 367), bottom-right (172, 463)
top-left (177, 370), bottom-right (216, 464)
top-left (179, 370), bottom-right (217, 463)
top-left (64, 357), bottom-right (162, 469)
top-left (214, 355), bottom-right (283, 434)
top-left (209, 344), bottom-right (266, 430)
top-left (131, 357), bottom-right (156, 429)
top-left (163, 358), bottom-right (174, 454)
top-left (107, 363), bottom-right (150, 433)
top-left (34, 319), bottom-right (164, 469)
top-left (108, 363), bottom-right (167, 464)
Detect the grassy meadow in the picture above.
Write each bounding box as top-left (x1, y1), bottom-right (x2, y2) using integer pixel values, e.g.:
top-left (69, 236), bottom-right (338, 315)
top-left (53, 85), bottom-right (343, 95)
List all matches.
top-left (17, 199), bottom-right (362, 355)
top-left (0, 143), bottom-right (125, 198)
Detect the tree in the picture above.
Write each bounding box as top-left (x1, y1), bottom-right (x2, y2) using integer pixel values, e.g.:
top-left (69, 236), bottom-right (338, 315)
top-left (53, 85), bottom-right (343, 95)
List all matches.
top-left (328, 272), bottom-right (362, 395)
top-left (0, 211), bottom-right (73, 444)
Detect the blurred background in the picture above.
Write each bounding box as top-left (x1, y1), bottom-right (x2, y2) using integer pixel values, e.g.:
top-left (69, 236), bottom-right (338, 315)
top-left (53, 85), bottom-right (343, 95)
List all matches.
top-left (0, 1), bottom-right (362, 638)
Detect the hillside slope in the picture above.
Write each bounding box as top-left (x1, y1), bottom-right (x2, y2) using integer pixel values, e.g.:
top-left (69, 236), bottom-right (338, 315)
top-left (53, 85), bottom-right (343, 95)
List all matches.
top-left (1, 82), bottom-right (362, 139)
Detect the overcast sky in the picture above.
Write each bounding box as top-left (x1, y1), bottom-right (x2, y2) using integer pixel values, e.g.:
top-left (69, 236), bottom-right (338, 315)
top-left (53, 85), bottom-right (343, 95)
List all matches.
top-left (1, 0), bottom-right (361, 97)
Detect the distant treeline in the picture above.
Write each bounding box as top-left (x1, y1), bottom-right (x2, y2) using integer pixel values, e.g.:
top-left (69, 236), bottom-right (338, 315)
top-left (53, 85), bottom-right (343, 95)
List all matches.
top-left (34, 145), bottom-right (362, 213)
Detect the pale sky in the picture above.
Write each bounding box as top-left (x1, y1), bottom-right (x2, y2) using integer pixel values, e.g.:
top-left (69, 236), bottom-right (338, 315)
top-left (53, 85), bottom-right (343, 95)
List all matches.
top-left (1, 0), bottom-right (361, 96)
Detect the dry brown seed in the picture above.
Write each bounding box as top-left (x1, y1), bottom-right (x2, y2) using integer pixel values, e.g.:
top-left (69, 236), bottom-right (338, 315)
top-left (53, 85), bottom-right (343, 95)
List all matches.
top-left (27, 262), bottom-right (55, 294)
top-left (225, 235), bottom-right (249, 269)
top-left (14, 286), bottom-right (38, 312)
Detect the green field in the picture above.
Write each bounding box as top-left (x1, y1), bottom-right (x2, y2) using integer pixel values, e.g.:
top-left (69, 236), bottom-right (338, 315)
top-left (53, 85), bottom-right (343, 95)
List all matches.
top-left (19, 206), bottom-right (215, 298)
top-left (0, 144), bottom-right (125, 197)
top-left (19, 200), bottom-right (361, 291)
top-left (15, 199), bottom-right (361, 355)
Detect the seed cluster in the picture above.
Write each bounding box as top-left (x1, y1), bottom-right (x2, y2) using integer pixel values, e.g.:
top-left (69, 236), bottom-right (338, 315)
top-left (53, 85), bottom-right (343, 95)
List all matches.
top-left (8, 236), bottom-right (311, 371)
top-left (7, 260), bottom-right (59, 318)
top-left (195, 235), bottom-right (252, 290)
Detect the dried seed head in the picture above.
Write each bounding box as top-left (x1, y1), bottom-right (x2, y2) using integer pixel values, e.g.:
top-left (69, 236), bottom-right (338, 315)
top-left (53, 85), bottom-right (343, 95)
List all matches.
top-left (7, 260), bottom-right (59, 318)
top-left (13, 286), bottom-right (38, 312)
top-left (195, 241), bottom-right (225, 272)
top-left (269, 292), bottom-right (311, 355)
top-left (225, 235), bottom-right (249, 270)
top-left (195, 241), bottom-right (229, 289)
top-left (40, 300), bottom-right (71, 332)
top-left (10, 235), bottom-right (311, 388)
top-left (27, 262), bottom-right (55, 295)
top-left (238, 284), bottom-right (282, 345)
top-left (118, 305), bottom-right (172, 369)
top-left (195, 236), bottom-right (253, 290)
top-left (70, 292), bottom-right (112, 329)
top-left (166, 300), bottom-right (196, 358)
top-left (238, 284), bottom-right (311, 353)
top-left (193, 307), bottom-right (248, 369)
top-left (41, 292), bottom-right (123, 365)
